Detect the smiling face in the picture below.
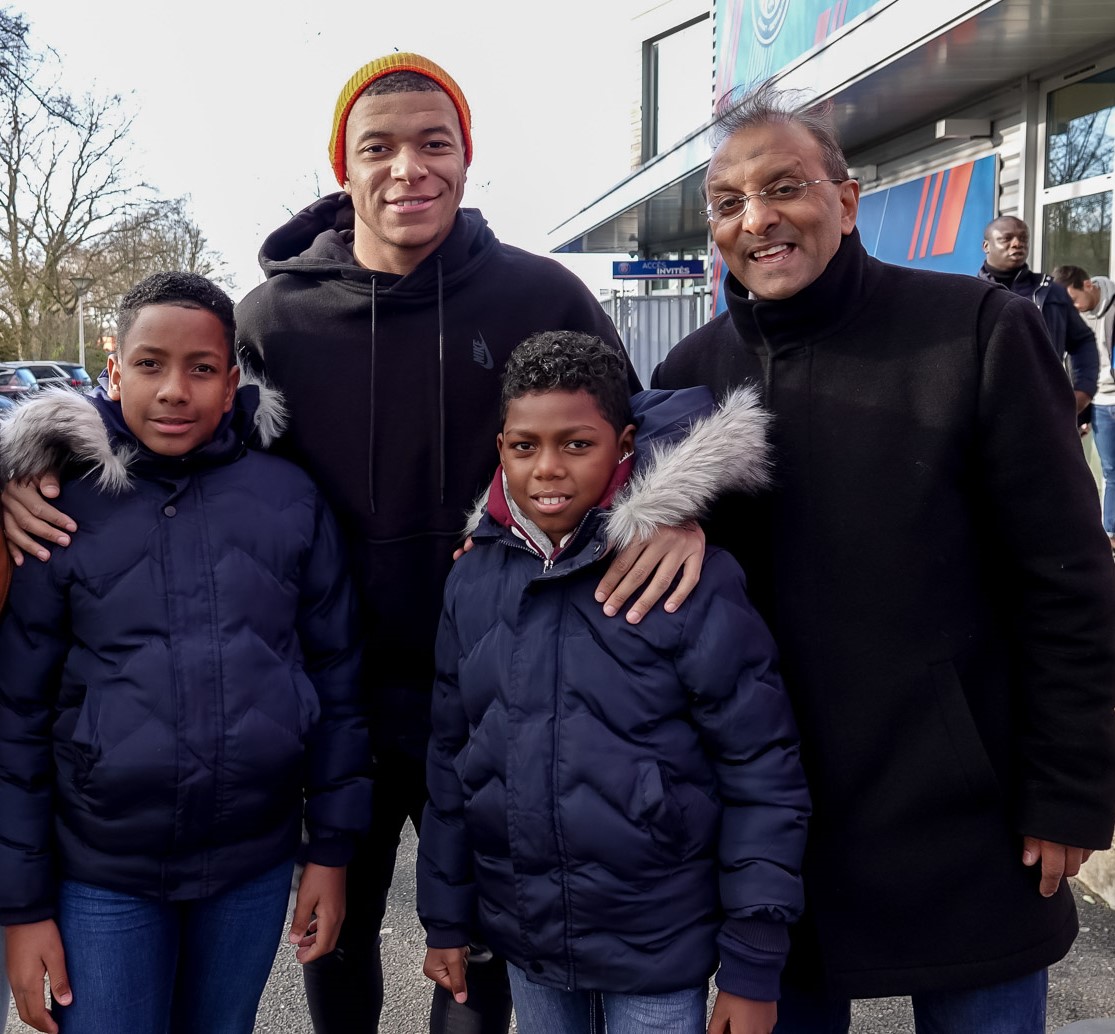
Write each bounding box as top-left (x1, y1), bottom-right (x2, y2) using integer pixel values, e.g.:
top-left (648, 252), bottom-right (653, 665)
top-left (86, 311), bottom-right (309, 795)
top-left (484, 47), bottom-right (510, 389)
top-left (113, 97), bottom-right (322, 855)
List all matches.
top-left (498, 389), bottom-right (636, 548)
top-left (107, 304), bottom-right (239, 456)
top-left (982, 217), bottom-right (1030, 272)
top-left (343, 89), bottom-right (468, 275)
top-left (705, 120), bottom-right (858, 301)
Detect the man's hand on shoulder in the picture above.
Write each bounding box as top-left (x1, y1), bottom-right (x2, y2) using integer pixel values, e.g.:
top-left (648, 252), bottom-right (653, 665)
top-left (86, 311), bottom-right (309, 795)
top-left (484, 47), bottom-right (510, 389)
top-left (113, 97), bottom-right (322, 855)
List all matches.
top-left (2, 473), bottom-right (75, 564)
top-left (595, 520), bottom-right (705, 624)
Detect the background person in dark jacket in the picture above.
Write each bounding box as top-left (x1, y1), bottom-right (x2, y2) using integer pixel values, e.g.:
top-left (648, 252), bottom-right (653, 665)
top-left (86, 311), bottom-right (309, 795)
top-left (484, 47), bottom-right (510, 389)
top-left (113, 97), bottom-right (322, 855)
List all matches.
top-left (978, 215), bottom-right (1099, 417)
top-left (0, 52), bottom-right (707, 1034)
top-left (652, 79), bottom-right (1115, 1033)
top-left (418, 332), bottom-right (809, 1034)
top-left (0, 273), bottom-right (370, 1034)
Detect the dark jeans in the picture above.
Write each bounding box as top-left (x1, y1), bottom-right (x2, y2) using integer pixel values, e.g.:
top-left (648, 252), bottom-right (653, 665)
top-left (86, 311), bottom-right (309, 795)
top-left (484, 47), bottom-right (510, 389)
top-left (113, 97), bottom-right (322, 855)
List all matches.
top-left (303, 750), bottom-right (512, 1034)
top-left (774, 969), bottom-right (1048, 1034)
top-left (54, 859), bottom-right (294, 1034)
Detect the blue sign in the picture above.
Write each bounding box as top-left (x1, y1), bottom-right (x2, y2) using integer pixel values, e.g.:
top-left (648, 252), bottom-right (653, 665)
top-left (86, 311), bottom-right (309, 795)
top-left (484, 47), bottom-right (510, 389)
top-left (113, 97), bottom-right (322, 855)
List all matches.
top-left (613, 259), bottom-right (706, 279)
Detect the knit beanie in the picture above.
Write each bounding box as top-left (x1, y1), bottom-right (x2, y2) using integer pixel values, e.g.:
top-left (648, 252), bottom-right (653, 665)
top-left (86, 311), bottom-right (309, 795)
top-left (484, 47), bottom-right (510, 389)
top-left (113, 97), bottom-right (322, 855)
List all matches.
top-left (328, 52), bottom-right (473, 186)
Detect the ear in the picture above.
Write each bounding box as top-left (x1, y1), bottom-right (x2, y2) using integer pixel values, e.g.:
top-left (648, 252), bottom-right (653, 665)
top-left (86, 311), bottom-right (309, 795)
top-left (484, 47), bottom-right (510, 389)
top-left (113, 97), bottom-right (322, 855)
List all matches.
top-left (982, 237), bottom-right (990, 256)
top-left (619, 423), bottom-right (636, 457)
top-left (496, 431), bottom-right (505, 456)
top-left (839, 179), bottom-right (860, 237)
top-left (222, 364), bottom-right (240, 412)
top-left (106, 352), bottom-right (122, 400)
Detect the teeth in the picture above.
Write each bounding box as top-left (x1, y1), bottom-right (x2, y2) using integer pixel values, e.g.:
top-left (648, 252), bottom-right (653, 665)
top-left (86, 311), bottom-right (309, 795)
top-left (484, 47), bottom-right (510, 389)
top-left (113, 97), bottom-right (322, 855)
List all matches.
top-left (395, 199), bottom-right (426, 207)
top-left (753, 244), bottom-right (790, 259)
top-left (538, 497), bottom-right (565, 505)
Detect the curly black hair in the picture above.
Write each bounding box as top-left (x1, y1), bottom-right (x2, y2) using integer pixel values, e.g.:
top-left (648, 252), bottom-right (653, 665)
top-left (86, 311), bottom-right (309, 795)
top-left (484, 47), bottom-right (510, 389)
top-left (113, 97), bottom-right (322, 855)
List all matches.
top-left (116, 272), bottom-right (236, 364)
top-left (500, 331), bottom-right (633, 432)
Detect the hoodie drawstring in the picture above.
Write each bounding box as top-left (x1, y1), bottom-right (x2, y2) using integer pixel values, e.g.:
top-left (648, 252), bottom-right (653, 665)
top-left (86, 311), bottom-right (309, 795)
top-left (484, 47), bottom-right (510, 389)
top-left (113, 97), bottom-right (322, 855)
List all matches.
top-left (437, 257), bottom-right (446, 505)
top-left (367, 277), bottom-right (378, 515)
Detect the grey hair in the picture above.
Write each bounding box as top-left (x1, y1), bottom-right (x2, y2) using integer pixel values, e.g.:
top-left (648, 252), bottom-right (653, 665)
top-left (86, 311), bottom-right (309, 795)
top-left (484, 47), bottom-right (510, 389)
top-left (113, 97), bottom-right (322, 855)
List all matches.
top-left (710, 77), bottom-right (849, 180)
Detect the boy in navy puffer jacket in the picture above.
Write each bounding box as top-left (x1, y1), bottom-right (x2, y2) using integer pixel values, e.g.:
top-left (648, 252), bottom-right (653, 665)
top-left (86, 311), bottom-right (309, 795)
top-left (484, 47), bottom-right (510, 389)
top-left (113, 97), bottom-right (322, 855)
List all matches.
top-left (417, 331), bottom-right (810, 1034)
top-left (0, 273), bottom-right (370, 1034)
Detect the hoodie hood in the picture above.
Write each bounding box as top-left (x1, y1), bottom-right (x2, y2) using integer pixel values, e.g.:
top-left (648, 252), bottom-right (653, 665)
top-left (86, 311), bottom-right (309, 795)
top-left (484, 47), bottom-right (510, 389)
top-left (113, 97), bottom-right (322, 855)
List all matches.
top-left (0, 369), bottom-right (287, 493)
top-left (467, 385), bottom-right (771, 560)
top-left (257, 192), bottom-right (498, 303)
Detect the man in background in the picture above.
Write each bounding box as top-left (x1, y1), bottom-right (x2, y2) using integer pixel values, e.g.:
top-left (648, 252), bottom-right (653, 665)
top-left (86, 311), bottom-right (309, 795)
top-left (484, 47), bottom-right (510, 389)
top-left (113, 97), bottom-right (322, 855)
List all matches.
top-left (979, 216), bottom-right (1098, 419)
top-left (1054, 263), bottom-right (1115, 550)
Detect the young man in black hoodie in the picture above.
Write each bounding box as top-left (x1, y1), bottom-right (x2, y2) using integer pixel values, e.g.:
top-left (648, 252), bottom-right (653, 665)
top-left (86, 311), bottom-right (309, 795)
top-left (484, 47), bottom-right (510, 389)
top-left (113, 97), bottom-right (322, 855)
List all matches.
top-left (1, 52), bottom-right (707, 1034)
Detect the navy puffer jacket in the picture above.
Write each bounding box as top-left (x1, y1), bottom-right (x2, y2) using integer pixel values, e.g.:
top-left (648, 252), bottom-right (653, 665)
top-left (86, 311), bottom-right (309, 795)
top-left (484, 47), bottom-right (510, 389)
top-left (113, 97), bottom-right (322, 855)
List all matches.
top-left (0, 381), bottom-right (371, 924)
top-left (417, 388), bottom-right (810, 1000)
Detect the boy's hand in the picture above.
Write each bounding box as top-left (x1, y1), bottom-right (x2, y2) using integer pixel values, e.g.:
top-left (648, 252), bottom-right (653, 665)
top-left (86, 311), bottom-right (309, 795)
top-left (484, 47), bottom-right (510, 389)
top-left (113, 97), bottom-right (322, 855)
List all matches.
top-left (6, 920), bottom-right (73, 1033)
top-left (288, 862), bottom-right (347, 964)
top-left (452, 536), bottom-right (476, 562)
top-left (707, 990), bottom-right (775, 1034)
top-left (2, 473), bottom-right (75, 565)
top-left (595, 520), bottom-right (705, 624)
top-left (423, 946), bottom-right (469, 1004)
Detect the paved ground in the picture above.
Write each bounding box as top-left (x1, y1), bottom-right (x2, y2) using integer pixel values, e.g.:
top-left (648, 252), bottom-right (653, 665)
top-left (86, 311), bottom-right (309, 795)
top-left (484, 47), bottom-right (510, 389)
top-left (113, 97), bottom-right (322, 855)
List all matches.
top-left (4, 825), bottom-right (1114, 1032)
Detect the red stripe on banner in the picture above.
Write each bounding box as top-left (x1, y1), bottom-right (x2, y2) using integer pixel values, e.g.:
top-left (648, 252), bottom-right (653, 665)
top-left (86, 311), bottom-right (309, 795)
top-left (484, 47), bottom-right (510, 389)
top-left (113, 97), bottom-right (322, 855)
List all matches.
top-left (919, 171), bottom-right (944, 258)
top-left (836, 0), bottom-right (848, 29)
top-left (930, 161), bottom-right (973, 256)
top-left (908, 176), bottom-right (932, 261)
top-left (815, 8), bottom-right (831, 44)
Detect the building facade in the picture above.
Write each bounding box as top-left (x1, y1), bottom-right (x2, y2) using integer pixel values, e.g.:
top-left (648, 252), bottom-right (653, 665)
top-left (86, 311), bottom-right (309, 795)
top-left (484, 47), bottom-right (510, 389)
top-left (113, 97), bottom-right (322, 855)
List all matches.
top-left (550, 0), bottom-right (1115, 332)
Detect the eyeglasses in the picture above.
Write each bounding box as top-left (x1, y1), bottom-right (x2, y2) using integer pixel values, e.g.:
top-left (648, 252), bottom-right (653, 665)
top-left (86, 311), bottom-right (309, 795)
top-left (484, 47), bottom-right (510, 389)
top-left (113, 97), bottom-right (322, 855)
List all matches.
top-left (705, 178), bottom-right (847, 224)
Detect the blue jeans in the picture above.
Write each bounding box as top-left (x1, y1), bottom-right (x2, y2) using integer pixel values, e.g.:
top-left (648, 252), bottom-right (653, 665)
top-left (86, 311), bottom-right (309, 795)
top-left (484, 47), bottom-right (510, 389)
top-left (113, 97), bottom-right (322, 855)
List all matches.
top-left (54, 858), bottom-right (295, 1034)
top-left (506, 963), bottom-right (707, 1034)
top-left (1091, 403), bottom-right (1115, 535)
top-left (774, 969), bottom-right (1048, 1034)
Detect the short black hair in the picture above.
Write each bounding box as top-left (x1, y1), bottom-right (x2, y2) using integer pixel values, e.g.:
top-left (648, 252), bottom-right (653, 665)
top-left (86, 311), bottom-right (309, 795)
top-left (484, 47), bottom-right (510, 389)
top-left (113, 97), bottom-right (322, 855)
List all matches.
top-left (116, 272), bottom-right (236, 364)
top-left (710, 77), bottom-right (849, 180)
top-left (500, 331), bottom-right (633, 433)
top-left (362, 70), bottom-right (444, 98)
top-left (1052, 264), bottom-right (1090, 290)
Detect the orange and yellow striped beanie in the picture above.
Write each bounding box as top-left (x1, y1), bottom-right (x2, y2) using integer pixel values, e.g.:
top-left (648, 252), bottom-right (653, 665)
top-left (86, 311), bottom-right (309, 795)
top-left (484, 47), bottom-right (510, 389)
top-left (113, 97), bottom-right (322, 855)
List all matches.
top-left (328, 52), bottom-right (473, 186)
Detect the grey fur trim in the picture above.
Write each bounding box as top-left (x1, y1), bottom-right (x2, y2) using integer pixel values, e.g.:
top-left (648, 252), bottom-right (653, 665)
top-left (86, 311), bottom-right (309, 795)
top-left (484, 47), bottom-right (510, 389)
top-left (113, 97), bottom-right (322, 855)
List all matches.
top-left (605, 386), bottom-right (771, 550)
top-left (0, 388), bottom-right (133, 494)
top-left (238, 366), bottom-right (288, 448)
top-left (462, 486), bottom-right (490, 538)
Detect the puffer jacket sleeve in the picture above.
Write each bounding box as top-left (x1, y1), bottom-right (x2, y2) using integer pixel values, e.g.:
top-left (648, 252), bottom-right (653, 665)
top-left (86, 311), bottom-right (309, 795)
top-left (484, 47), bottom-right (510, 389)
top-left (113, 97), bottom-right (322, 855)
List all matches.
top-left (0, 554), bottom-right (70, 924)
top-left (416, 582), bottom-right (475, 949)
top-left (298, 489), bottom-right (372, 866)
top-left (673, 549), bottom-right (811, 1001)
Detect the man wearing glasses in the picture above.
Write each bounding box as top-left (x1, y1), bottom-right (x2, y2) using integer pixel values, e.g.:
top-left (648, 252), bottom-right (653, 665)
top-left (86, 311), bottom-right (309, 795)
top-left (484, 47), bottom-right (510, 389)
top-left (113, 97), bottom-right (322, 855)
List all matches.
top-left (653, 78), bottom-right (1115, 1032)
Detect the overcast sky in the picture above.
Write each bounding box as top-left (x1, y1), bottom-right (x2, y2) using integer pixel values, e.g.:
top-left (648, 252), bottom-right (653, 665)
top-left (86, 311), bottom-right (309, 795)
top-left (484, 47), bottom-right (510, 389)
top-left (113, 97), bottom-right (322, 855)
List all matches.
top-left (23, 0), bottom-right (637, 300)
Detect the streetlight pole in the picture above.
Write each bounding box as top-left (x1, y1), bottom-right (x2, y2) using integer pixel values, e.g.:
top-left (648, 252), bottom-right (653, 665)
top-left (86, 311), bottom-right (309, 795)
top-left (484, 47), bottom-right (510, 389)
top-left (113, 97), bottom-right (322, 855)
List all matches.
top-left (69, 276), bottom-right (93, 370)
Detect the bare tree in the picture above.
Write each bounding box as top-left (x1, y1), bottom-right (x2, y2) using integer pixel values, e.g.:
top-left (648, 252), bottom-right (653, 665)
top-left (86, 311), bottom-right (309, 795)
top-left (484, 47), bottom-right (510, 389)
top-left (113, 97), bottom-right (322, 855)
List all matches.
top-left (0, 10), bottom-right (216, 362)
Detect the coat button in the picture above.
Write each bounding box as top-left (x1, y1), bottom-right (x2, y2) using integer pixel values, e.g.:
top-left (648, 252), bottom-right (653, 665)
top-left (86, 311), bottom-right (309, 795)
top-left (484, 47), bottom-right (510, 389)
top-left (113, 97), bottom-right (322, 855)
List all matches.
top-left (163, 505), bottom-right (177, 517)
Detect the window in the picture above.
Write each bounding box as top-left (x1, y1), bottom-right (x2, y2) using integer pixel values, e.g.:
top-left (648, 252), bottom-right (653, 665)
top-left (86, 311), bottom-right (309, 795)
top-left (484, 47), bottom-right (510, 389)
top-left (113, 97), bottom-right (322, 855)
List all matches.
top-left (1040, 64), bottom-right (1115, 278)
top-left (642, 16), bottom-right (712, 162)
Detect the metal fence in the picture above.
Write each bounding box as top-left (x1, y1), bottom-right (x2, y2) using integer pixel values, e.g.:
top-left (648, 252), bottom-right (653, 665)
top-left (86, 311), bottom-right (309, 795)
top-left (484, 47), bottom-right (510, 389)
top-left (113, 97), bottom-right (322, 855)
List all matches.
top-left (603, 294), bottom-right (710, 387)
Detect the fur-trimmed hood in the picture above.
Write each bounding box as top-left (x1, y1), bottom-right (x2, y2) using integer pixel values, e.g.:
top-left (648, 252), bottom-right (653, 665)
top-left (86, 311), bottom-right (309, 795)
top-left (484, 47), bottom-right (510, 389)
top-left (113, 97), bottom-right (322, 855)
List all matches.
top-left (469, 385), bottom-right (771, 558)
top-left (0, 369), bottom-right (287, 494)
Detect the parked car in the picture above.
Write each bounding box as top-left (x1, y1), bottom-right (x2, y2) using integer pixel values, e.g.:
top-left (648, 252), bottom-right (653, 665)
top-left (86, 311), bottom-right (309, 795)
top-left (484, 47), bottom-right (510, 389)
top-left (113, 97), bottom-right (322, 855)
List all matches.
top-left (0, 366), bottom-right (39, 398)
top-left (0, 360), bottom-right (93, 392)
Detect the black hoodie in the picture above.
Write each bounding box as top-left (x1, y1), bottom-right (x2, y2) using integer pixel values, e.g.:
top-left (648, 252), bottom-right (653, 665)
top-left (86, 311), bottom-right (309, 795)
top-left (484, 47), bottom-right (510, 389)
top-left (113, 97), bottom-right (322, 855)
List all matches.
top-left (236, 194), bottom-right (635, 758)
